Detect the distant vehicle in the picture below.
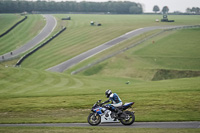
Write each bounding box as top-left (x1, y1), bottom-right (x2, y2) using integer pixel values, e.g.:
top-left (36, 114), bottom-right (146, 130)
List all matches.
top-left (62, 16), bottom-right (71, 20)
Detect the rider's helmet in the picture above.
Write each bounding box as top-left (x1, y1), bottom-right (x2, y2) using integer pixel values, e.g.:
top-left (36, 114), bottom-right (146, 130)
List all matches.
top-left (105, 89), bottom-right (112, 98)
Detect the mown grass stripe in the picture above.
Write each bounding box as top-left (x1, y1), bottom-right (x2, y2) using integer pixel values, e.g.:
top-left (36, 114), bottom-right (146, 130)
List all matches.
top-left (16, 27), bottom-right (66, 66)
top-left (0, 16), bottom-right (27, 38)
top-left (0, 14), bottom-right (22, 34)
top-left (0, 15), bottom-right (45, 55)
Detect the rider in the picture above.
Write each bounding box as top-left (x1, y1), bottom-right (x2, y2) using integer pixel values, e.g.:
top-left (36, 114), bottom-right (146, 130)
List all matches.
top-left (102, 90), bottom-right (123, 115)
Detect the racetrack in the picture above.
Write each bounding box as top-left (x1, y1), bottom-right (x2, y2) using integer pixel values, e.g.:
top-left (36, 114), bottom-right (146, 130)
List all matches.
top-left (0, 14), bottom-right (56, 61)
top-left (0, 122), bottom-right (199, 128)
top-left (46, 25), bottom-right (186, 73)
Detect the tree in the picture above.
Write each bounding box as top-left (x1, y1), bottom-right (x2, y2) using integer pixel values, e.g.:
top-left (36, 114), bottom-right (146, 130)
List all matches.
top-left (0, 1), bottom-right (143, 14)
top-left (186, 7), bottom-right (191, 13)
top-left (195, 7), bottom-right (200, 14)
top-left (162, 6), bottom-right (169, 14)
top-left (129, 5), bottom-right (143, 14)
top-left (186, 7), bottom-right (200, 14)
top-left (153, 5), bottom-right (160, 13)
top-left (191, 7), bottom-right (196, 13)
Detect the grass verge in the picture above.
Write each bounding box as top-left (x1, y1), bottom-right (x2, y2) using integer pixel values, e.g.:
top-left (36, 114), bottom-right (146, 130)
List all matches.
top-left (0, 14), bottom-right (45, 55)
top-left (0, 14), bottom-right (22, 35)
top-left (74, 28), bottom-right (200, 80)
top-left (0, 67), bottom-right (199, 123)
top-left (20, 14), bottom-right (200, 70)
top-left (0, 127), bottom-right (200, 133)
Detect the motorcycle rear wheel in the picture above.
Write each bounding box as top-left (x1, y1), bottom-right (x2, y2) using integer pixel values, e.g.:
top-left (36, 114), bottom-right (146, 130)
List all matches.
top-left (87, 113), bottom-right (101, 126)
top-left (120, 111), bottom-right (135, 125)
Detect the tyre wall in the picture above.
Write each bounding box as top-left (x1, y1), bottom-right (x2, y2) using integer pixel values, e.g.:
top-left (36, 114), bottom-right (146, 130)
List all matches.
top-left (16, 27), bottom-right (66, 66)
top-left (0, 16), bottom-right (28, 38)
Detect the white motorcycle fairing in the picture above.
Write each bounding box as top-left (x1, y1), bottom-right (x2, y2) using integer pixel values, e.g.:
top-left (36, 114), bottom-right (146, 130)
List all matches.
top-left (100, 109), bottom-right (119, 123)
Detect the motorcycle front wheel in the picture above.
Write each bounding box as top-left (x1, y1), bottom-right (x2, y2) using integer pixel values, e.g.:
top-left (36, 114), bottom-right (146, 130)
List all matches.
top-left (87, 113), bottom-right (101, 126)
top-left (120, 111), bottom-right (135, 125)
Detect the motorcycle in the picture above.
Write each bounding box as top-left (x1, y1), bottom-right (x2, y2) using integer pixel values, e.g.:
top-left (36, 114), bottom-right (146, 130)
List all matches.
top-left (87, 100), bottom-right (135, 126)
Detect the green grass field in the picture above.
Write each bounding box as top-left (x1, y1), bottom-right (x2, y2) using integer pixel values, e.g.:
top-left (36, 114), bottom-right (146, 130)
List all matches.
top-left (0, 14), bottom-right (200, 124)
top-left (0, 67), bottom-right (199, 123)
top-left (20, 14), bottom-right (200, 70)
top-left (0, 14), bottom-right (45, 55)
top-left (0, 14), bottom-right (22, 35)
top-left (0, 127), bottom-right (200, 133)
top-left (77, 28), bottom-right (200, 80)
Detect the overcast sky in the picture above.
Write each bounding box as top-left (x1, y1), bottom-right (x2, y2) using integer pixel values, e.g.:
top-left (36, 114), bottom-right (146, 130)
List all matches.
top-left (35, 0), bottom-right (200, 13)
top-left (132, 0), bottom-right (200, 12)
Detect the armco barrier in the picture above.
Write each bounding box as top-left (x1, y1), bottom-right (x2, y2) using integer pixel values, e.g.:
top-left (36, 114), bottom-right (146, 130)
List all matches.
top-left (71, 25), bottom-right (200, 75)
top-left (15, 27), bottom-right (66, 66)
top-left (0, 16), bottom-right (28, 38)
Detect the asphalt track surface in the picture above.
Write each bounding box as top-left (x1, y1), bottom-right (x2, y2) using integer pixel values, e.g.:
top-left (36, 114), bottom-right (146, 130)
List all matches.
top-left (0, 122), bottom-right (199, 128)
top-left (46, 25), bottom-right (184, 73)
top-left (0, 14), bottom-right (56, 61)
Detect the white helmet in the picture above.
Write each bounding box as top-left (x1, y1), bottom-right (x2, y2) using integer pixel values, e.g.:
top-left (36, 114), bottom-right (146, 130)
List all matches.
top-left (105, 89), bottom-right (112, 98)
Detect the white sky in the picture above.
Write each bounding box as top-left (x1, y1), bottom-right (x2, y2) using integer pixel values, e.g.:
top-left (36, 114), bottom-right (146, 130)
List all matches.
top-left (33, 0), bottom-right (200, 13)
top-left (132, 0), bottom-right (200, 12)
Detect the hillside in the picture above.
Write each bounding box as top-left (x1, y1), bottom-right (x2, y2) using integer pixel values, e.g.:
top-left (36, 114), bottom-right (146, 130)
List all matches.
top-left (0, 14), bottom-right (45, 55)
top-left (0, 14), bottom-right (22, 35)
top-left (0, 67), bottom-right (199, 123)
top-left (0, 14), bottom-right (199, 123)
top-left (75, 28), bottom-right (200, 80)
top-left (20, 14), bottom-right (200, 70)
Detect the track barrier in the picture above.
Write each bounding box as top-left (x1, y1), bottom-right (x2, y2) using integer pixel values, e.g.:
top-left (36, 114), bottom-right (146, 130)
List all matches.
top-left (15, 27), bottom-right (66, 66)
top-left (0, 16), bottom-right (27, 38)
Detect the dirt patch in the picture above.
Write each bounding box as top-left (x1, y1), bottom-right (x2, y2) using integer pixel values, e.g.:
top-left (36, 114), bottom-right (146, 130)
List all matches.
top-left (152, 69), bottom-right (200, 81)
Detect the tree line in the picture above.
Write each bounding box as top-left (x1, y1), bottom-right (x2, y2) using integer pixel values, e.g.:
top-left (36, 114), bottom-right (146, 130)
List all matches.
top-left (0, 0), bottom-right (143, 14)
top-left (153, 5), bottom-right (169, 14)
top-left (186, 7), bottom-right (200, 14)
top-left (153, 5), bottom-right (200, 14)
